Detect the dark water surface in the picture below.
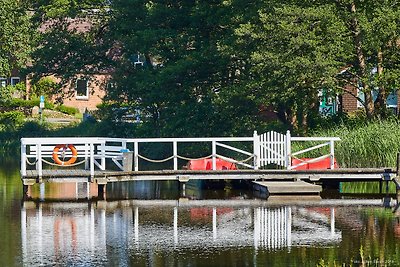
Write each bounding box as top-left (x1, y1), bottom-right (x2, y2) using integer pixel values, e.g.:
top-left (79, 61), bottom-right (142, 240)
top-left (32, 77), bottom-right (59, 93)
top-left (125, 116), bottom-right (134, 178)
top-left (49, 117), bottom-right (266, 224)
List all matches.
top-left (1, 160), bottom-right (400, 267)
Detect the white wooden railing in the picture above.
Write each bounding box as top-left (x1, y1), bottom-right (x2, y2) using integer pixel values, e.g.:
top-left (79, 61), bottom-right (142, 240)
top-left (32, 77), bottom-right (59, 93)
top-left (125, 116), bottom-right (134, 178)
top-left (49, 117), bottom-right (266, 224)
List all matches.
top-left (20, 131), bottom-right (341, 178)
top-left (21, 136), bottom-right (257, 178)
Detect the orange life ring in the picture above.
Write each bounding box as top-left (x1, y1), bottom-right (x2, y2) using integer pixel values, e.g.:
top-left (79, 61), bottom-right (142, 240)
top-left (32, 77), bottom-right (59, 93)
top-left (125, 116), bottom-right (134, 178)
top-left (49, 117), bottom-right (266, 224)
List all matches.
top-left (52, 144), bottom-right (78, 165)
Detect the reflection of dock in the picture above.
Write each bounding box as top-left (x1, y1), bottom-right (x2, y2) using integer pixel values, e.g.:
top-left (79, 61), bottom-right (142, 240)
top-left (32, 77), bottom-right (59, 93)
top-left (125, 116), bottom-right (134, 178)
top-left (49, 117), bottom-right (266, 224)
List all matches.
top-left (21, 197), bottom-right (399, 265)
top-left (21, 198), bottom-right (394, 265)
top-left (21, 201), bottom-right (342, 266)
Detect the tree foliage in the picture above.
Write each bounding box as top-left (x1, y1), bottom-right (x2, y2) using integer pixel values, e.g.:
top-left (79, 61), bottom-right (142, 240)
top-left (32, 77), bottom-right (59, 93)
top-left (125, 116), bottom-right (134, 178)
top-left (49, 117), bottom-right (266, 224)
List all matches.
top-left (16, 0), bottom-right (400, 135)
top-left (107, 0), bottom-right (264, 136)
top-left (0, 0), bottom-right (34, 77)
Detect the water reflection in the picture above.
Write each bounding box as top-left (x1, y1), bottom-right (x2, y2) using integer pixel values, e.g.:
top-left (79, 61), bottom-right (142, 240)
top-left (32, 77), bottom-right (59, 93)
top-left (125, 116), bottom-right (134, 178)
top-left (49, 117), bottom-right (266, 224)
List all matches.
top-left (21, 200), bottom-right (341, 266)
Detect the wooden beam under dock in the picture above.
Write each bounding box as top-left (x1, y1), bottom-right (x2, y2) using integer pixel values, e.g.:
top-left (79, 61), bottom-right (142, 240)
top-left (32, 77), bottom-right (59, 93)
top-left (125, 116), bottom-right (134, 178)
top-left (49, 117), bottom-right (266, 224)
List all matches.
top-left (21, 168), bottom-right (395, 184)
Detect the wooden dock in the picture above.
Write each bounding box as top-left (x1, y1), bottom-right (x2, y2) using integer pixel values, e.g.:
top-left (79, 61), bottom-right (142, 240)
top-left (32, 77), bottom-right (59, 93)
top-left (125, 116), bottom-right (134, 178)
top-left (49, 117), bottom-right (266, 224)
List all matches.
top-left (253, 181), bottom-right (322, 195)
top-left (19, 134), bottom-right (400, 198)
top-left (22, 167), bottom-right (395, 182)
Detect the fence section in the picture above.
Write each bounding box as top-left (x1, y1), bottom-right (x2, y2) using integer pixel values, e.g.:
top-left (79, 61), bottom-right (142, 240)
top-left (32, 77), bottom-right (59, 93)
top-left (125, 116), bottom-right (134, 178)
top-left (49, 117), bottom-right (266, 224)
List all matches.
top-left (20, 131), bottom-right (341, 178)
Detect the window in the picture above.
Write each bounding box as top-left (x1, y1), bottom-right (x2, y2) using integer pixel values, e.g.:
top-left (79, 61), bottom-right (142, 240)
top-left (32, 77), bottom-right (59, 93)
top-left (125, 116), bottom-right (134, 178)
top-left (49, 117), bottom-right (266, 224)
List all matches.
top-left (0, 78), bottom-right (7, 87)
top-left (357, 88), bottom-right (398, 108)
top-left (76, 79), bottom-right (88, 99)
top-left (11, 77), bottom-right (20, 86)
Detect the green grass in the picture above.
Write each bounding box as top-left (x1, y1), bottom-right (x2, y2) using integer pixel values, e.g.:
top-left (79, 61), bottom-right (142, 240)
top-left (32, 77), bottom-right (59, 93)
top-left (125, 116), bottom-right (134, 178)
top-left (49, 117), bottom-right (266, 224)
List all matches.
top-left (299, 119), bottom-right (400, 168)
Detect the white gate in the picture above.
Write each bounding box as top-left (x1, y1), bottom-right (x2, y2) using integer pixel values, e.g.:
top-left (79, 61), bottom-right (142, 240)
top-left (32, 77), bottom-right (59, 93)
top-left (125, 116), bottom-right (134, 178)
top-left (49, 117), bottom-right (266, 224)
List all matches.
top-left (258, 131), bottom-right (289, 168)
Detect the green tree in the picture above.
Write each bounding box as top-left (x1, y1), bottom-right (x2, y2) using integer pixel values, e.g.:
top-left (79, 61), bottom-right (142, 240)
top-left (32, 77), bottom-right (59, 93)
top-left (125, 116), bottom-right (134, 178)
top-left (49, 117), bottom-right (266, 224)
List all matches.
top-left (235, 1), bottom-right (350, 132)
top-left (0, 0), bottom-right (33, 77)
top-left (334, 0), bottom-right (400, 119)
top-left (107, 0), bottom-right (262, 137)
top-left (27, 0), bottom-right (111, 84)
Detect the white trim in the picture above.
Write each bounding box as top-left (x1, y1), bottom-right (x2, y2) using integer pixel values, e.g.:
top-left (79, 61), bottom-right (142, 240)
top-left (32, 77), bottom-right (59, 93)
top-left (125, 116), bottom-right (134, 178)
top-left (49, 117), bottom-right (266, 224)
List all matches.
top-left (11, 77), bottom-right (21, 86)
top-left (75, 78), bottom-right (89, 100)
top-left (0, 77), bottom-right (7, 87)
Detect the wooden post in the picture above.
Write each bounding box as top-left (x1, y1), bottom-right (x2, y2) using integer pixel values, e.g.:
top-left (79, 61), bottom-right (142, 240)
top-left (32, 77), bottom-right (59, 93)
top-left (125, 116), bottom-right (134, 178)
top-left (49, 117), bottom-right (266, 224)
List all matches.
top-left (98, 184), bottom-right (106, 199)
top-left (330, 140), bottom-right (335, 169)
top-left (37, 144), bottom-right (43, 181)
top-left (253, 131), bottom-right (260, 170)
top-left (173, 141), bottom-right (178, 171)
top-left (395, 152), bottom-right (400, 197)
top-left (285, 131), bottom-right (291, 170)
top-left (100, 141), bottom-right (106, 170)
top-left (134, 141), bottom-right (139, 171)
top-left (84, 143), bottom-right (89, 170)
top-left (21, 140), bottom-right (27, 177)
top-left (212, 141), bottom-right (216, 170)
top-left (122, 152), bottom-right (133, 171)
top-left (22, 185), bottom-right (31, 199)
top-left (90, 143), bottom-right (94, 182)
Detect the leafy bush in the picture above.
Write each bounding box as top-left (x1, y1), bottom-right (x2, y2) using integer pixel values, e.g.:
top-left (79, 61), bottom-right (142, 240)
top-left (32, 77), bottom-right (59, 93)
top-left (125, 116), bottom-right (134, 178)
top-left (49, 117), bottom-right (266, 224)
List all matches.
top-left (55, 105), bottom-right (79, 115)
top-left (3, 98), bottom-right (54, 109)
top-left (0, 83), bottom-right (26, 102)
top-left (0, 111), bottom-right (25, 131)
top-left (30, 77), bottom-right (59, 98)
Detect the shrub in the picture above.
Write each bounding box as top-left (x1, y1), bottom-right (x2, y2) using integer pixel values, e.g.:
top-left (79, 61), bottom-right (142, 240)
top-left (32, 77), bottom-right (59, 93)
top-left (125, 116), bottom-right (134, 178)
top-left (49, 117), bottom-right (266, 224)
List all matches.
top-left (55, 105), bottom-right (79, 115)
top-left (0, 111), bottom-right (25, 131)
top-left (30, 77), bottom-right (59, 99)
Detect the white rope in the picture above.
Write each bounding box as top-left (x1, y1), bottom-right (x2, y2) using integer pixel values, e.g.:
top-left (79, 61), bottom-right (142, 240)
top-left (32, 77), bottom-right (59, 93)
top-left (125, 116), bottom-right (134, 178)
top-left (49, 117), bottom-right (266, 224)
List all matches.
top-left (137, 154), bottom-right (175, 163)
top-left (26, 158), bottom-right (38, 166)
top-left (42, 158), bottom-right (87, 167)
top-left (177, 155), bottom-right (212, 161)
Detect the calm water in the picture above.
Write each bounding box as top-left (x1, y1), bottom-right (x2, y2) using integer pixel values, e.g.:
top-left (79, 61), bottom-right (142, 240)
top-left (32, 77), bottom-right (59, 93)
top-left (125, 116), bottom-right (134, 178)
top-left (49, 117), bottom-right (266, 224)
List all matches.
top-left (1, 159), bottom-right (400, 267)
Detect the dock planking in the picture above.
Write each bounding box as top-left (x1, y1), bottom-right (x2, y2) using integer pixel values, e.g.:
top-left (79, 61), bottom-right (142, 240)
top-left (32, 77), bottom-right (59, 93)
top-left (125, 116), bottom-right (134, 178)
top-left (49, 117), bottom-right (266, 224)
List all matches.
top-left (22, 168), bottom-right (395, 184)
top-left (253, 180), bottom-right (322, 195)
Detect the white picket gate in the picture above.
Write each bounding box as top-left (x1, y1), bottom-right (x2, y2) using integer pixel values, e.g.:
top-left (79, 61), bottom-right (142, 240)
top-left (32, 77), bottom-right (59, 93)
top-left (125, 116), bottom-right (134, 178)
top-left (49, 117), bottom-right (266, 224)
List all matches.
top-left (258, 131), bottom-right (289, 168)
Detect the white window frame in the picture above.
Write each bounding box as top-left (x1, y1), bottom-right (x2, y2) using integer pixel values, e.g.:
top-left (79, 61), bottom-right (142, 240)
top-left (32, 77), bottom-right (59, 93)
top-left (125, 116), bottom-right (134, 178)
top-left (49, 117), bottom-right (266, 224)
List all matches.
top-left (75, 78), bottom-right (89, 100)
top-left (0, 77), bottom-right (7, 87)
top-left (11, 77), bottom-right (20, 86)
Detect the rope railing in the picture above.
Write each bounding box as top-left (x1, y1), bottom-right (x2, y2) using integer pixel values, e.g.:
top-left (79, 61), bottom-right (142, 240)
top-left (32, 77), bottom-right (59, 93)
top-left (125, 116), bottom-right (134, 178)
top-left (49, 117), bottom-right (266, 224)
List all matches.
top-left (42, 158), bottom-right (87, 167)
top-left (137, 154), bottom-right (175, 163)
top-left (137, 153), bottom-right (254, 165)
top-left (177, 154), bottom-right (212, 161)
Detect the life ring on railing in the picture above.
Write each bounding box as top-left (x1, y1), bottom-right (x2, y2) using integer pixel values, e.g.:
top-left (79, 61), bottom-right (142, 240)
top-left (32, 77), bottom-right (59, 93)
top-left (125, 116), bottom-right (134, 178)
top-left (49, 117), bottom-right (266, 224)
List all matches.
top-left (52, 144), bottom-right (78, 165)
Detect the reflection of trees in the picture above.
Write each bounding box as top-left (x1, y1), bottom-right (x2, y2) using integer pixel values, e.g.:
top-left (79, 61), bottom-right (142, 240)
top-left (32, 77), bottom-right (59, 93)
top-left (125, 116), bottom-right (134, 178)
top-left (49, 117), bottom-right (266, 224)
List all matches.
top-left (319, 208), bottom-right (400, 265)
top-left (0, 165), bottom-right (22, 267)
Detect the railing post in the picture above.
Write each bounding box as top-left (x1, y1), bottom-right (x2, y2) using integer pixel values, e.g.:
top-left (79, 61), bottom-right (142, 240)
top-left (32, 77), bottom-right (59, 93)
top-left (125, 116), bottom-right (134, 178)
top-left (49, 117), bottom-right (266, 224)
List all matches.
top-left (212, 140), bottom-right (216, 170)
top-left (253, 131), bottom-right (260, 170)
top-left (21, 140), bottom-right (27, 177)
top-left (173, 141), bottom-right (178, 171)
top-left (134, 141), bottom-right (139, 171)
top-left (37, 143), bottom-right (43, 179)
top-left (84, 143), bottom-right (89, 170)
top-left (100, 141), bottom-right (106, 171)
top-left (285, 130), bottom-right (291, 170)
top-left (90, 143), bottom-right (95, 179)
top-left (330, 139), bottom-right (335, 169)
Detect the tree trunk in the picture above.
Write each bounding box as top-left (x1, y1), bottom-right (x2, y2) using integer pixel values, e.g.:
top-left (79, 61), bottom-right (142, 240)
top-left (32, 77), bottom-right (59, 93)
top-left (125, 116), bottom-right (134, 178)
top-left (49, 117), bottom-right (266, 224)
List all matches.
top-left (375, 48), bottom-right (387, 117)
top-left (349, 2), bottom-right (374, 119)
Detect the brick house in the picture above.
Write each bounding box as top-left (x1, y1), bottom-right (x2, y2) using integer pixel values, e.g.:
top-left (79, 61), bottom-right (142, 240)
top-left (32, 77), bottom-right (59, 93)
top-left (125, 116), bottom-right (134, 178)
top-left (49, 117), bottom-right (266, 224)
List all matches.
top-left (339, 85), bottom-right (400, 114)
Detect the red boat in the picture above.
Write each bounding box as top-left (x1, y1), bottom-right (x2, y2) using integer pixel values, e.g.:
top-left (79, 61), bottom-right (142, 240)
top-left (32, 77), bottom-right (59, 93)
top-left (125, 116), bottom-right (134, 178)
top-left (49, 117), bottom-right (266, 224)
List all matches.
top-left (291, 157), bottom-right (339, 170)
top-left (186, 158), bottom-right (237, 170)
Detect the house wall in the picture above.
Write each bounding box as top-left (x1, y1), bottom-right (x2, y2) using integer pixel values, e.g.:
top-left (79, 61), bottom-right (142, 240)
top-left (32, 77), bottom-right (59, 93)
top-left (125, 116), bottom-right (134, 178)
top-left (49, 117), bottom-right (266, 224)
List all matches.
top-left (340, 84), bottom-right (358, 113)
top-left (61, 74), bottom-right (108, 113)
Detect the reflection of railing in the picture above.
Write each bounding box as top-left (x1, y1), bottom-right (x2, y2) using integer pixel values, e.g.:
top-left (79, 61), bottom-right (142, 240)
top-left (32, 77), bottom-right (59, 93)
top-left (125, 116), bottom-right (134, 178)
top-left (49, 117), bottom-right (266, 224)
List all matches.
top-left (254, 207), bottom-right (292, 250)
top-left (253, 206), bottom-right (340, 250)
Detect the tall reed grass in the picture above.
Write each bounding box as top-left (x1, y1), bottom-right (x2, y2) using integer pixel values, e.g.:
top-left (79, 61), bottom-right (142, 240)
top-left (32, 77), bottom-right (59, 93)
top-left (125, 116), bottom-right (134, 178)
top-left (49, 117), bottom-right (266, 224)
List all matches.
top-left (307, 120), bottom-right (400, 168)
